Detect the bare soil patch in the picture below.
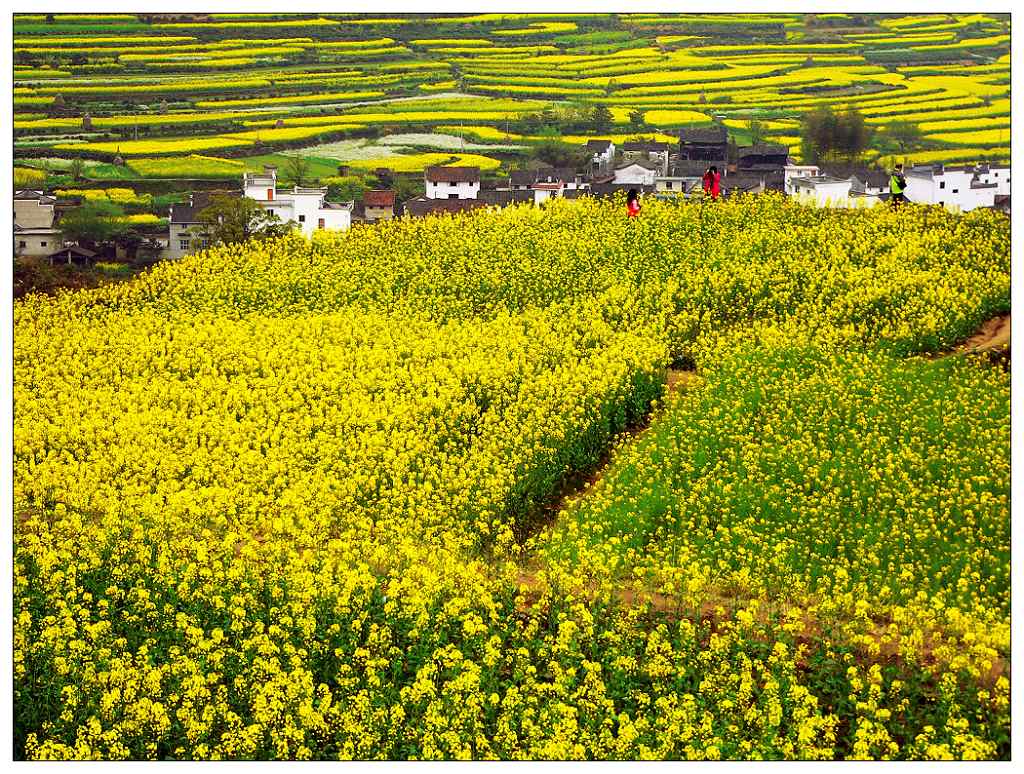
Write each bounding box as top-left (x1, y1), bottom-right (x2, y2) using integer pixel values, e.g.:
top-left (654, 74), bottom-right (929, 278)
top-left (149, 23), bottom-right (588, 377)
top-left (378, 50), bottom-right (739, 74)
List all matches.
top-left (932, 312), bottom-right (1010, 367)
top-left (959, 312), bottom-right (1010, 354)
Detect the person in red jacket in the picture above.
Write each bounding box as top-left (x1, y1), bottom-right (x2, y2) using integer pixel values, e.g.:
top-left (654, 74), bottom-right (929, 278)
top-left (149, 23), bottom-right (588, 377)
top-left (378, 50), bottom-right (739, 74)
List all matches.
top-left (702, 165), bottom-right (721, 200)
top-left (626, 188), bottom-right (641, 218)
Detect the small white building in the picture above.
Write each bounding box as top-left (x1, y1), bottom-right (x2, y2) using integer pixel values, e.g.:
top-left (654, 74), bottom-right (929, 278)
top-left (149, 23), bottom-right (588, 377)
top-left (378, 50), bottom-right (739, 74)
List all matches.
top-left (849, 172), bottom-right (889, 198)
top-left (621, 142), bottom-right (671, 176)
top-left (508, 167), bottom-right (588, 193)
top-left (791, 175), bottom-right (865, 208)
top-left (655, 176), bottom-right (701, 195)
top-left (973, 163), bottom-right (1011, 196)
top-left (613, 161), bottom-right (659, 187)
top-left (14, 191), bottom-right (63, 258)
top-left (904, 164), bottom-right (997, 212)
top-left (585, 139), bottom-right (615, 173)
top-left (14, 225), bottom-right (62, 258)
top-left (549, 170), bottom-right (589, 191)
top-left (783, 164), bottom-right (822, 195)
top-left (787, 165), bottom-right (890, 207)
top-left (532, 181), bottom-right (564, 206)
top-left (424, 166), bottom-right (480, 200)
top-left (243, 166), bottom-right (352, 235)
top-left (165, 190), bottom-right (226, 260)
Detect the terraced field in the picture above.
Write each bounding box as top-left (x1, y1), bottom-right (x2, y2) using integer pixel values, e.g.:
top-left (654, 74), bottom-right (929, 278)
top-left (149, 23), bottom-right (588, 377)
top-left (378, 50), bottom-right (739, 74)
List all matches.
top-left (14, 12), bottom-right (1010, 188)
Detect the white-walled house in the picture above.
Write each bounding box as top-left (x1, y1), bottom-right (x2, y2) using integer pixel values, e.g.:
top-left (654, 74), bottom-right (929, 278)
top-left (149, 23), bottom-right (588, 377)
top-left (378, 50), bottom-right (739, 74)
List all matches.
top-left (783, 164), bottom-right (822, 195)
top-left (973, 163), bottom-right (1011, 196)
top-left (424, 166), bottom-right (480, 199)
top-left (613, 161), bottom-right (659, 187)
top-left (655, 175), bottom-right (701, 195)
top-left (167, 195), bottom-right (208, 260)
top-left (786, 164), bottom-right (889, 198)
top-left (14, 190), bottom-right (63, 257)
top-left (818, 165), bottom-right (890, 202)
top-left (904, 164), bottom-right (997, 212)
top-left (848, 170), bottom-right (889, 198)
top-left (620, 142), bottom-right (671, 176)
top-left (508, 167), bottom-right (589, 193)
top-left (585, 139), bottom-right (615, 173)
top-left (14, 224), bottom-right (62, 258)
top-left (791, 175), bottom-right (871, 208)
top-left (532, 181), bottom-right (564, 206)
top-left (243, 166), bottom-right (352, 235)
top-left (542, 169), bottom-right (589, 191)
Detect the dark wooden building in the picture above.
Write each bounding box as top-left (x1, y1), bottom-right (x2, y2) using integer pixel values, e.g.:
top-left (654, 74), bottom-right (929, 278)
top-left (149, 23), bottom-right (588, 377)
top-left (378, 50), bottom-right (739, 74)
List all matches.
top-left (677, 126), bottom-right (729, 165)
top-left (737, 143), bottom-right (791, 171)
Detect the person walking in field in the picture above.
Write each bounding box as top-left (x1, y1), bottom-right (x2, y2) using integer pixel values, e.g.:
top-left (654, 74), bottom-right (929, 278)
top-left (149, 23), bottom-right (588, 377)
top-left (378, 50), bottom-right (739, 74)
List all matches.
top-left (890, 163), bottom-right (908, 208)
top-left (702, 165), bottom-right (721, 201)
top-left (626, 188), bottom-right (642, 218)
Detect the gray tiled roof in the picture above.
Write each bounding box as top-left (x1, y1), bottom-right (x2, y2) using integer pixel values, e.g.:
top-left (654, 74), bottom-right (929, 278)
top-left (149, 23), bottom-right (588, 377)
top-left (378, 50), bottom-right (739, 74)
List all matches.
top-left (622, 141), bottom-right (669, 152)
top-left (589, 182), bottom-right (656, 198)
top-left (48, 245), bottom-right (96, 259)
top-left (478, 189), bottom-right (534, 206)
top-left (510, 167), bottom-right (579, 186)
top-left (14, 190), bottom-right (55, 202)
top-left (738, 143), bottom-right (789, 158)
top-left (616, 158), bottom-right (660, 171)
top-left (671, 159), bottom-right (716, 176)
top-left (678, 125), bottom-right (728, 144)
top-left (721, 173), bottom-right (767, 191)
top-left (820, 162), bottom-right (889, 187)
top-left (169, 189), bottom-right (239, 223)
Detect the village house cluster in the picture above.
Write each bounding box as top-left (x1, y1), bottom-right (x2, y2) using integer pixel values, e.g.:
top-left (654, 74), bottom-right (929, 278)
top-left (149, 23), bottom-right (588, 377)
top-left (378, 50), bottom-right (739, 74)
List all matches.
top-left (14, 127), bottom-right (1011, 264)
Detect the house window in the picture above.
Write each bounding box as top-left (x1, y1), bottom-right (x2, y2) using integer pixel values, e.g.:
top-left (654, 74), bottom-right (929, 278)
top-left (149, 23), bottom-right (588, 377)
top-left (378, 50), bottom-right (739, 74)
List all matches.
top-left (318, 218), bottom-right (325, 229)
top-left (298, 214), bottom-right (305, 223)
top-left (665, 182), bottom-right (673, 189)
top-left (449, 193), bottom-right (458, 199)
top-left (18, 240), bottom-right (26, 248)
top-left (40, 241), bottom-right (47, 247)
top-left (939, 181), bottom-right (945, 189)
top-left (180, 239), bottom-right (190, 251)
top-left (201, 239), bottom-right (209, 248)
top-left (952, 189), bottom-right (959, 194)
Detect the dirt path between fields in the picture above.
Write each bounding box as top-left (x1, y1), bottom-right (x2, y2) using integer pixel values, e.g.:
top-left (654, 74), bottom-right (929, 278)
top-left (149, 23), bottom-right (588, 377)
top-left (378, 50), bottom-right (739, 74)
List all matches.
top-left (933, 312), bottom-right (1010, 364)
top-left (959, 312), bottom-right (1010, 354)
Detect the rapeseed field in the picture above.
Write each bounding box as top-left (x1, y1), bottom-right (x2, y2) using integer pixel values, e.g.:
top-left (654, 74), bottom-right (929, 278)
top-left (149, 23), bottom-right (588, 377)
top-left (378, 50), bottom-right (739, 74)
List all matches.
top-left (14, 194), bottom-right (1009, 760)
